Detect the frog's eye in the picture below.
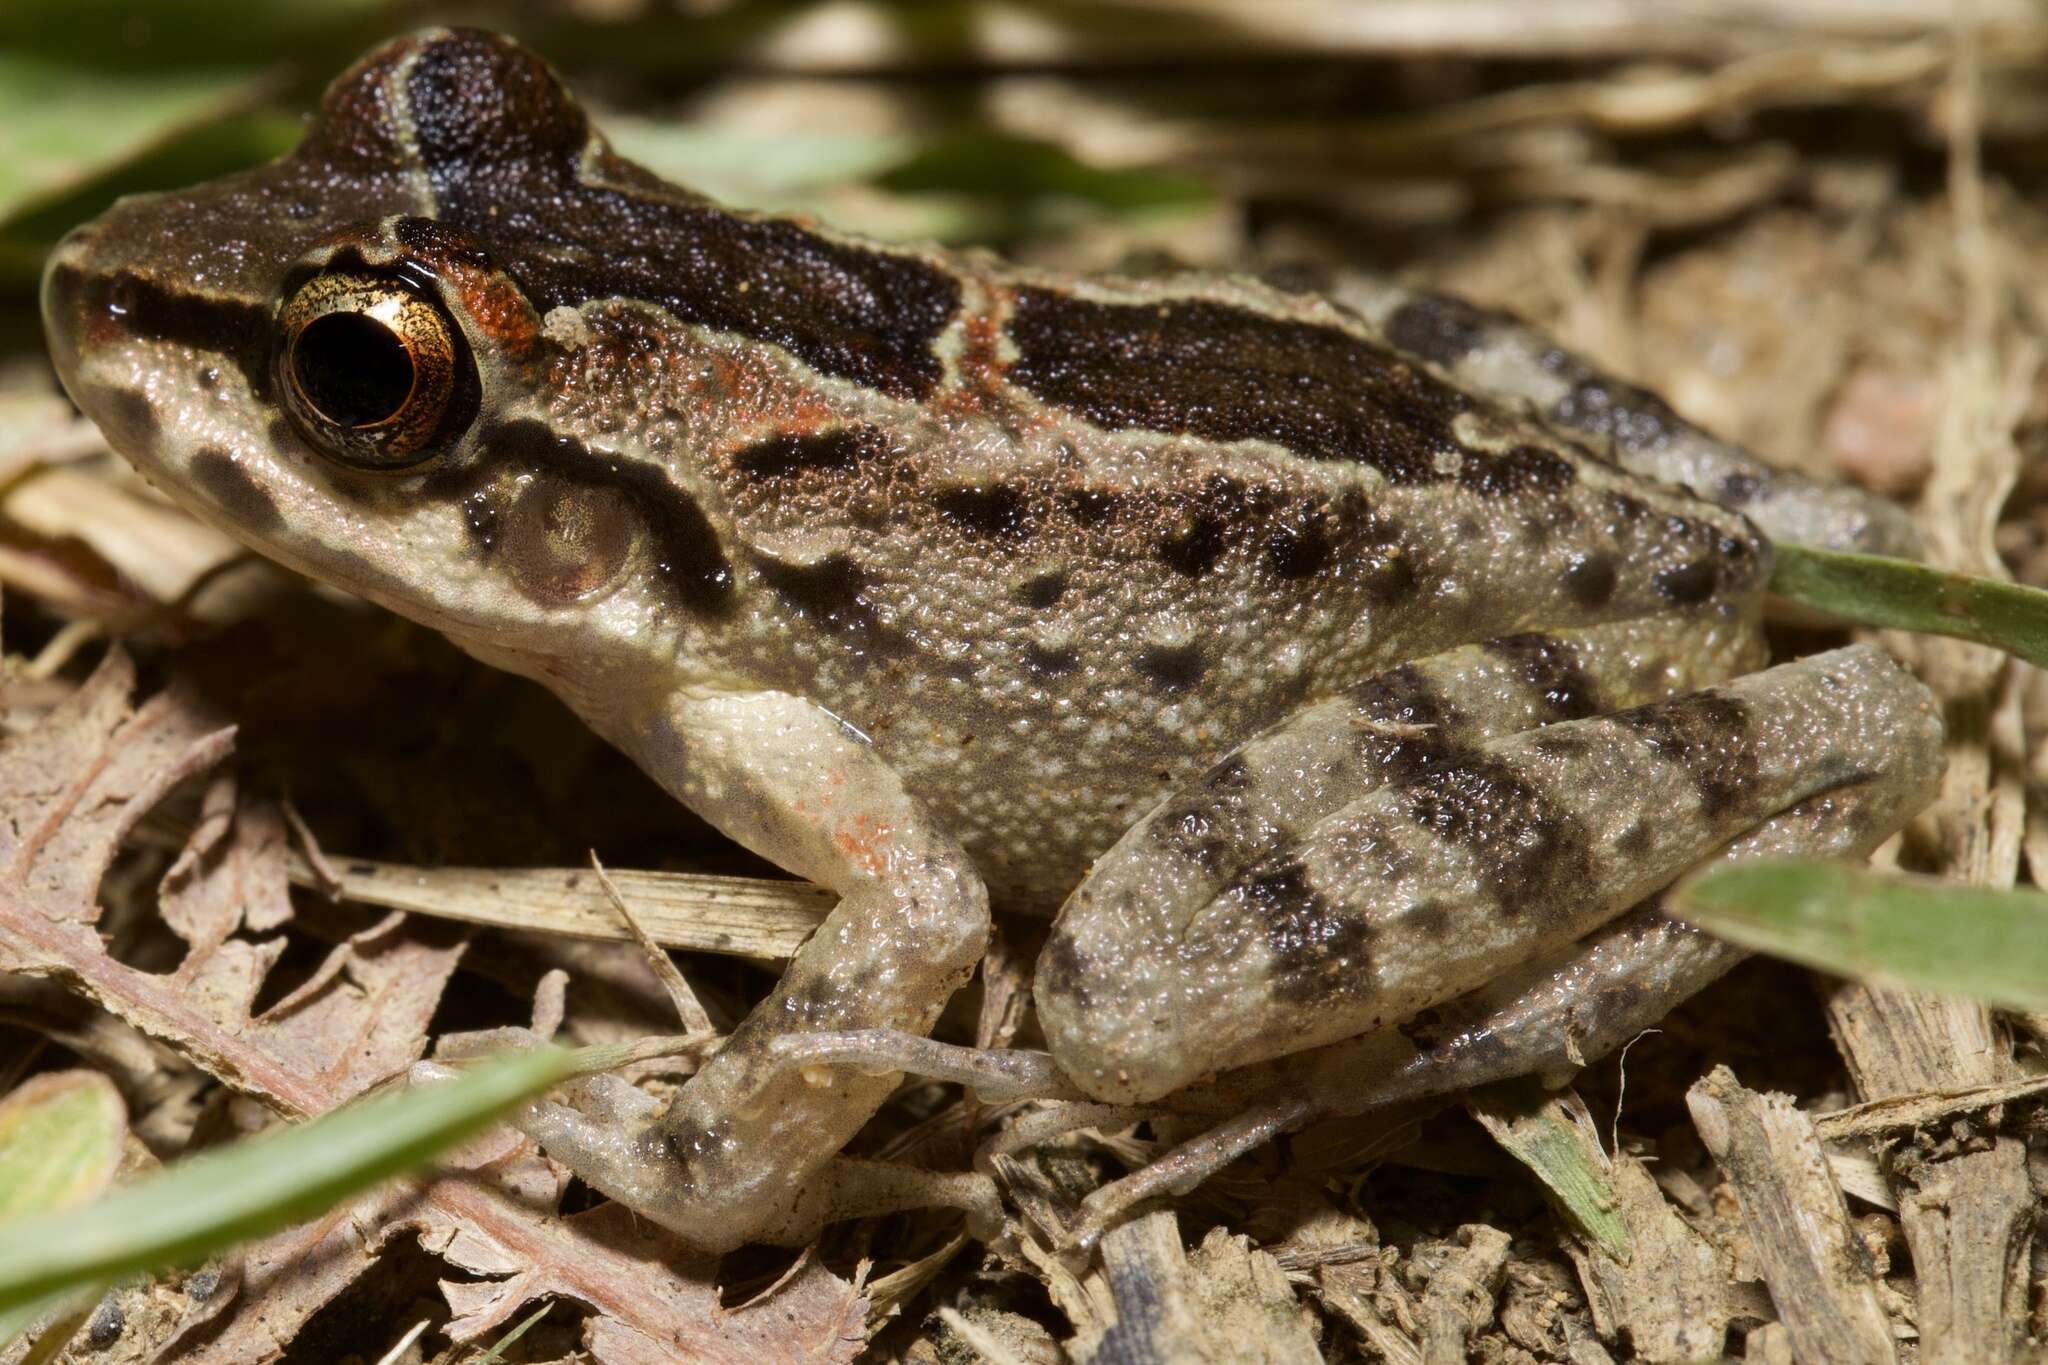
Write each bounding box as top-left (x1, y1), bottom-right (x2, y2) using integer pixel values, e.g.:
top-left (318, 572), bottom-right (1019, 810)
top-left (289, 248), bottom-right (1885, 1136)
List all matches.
top-left (276, 271), bottom-right (470, 470)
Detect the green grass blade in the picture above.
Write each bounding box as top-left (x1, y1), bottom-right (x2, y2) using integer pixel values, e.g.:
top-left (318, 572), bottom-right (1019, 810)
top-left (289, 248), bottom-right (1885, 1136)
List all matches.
top-left (1770, 541), bottom-right (2048, 668)
top-left (1672, 860), bottom-right (2048, 1012)
top-left (0, 1048), bottom-right (574, 1314)
top-left (0, 54), bottom-right (280, 227)
top-left (1469, 1081), bottom-right (1629, 1261)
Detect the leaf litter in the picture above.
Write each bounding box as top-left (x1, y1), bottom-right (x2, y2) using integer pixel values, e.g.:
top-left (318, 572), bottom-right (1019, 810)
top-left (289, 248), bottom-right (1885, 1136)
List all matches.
top-left (0, 652), bottom-right (866, 1362)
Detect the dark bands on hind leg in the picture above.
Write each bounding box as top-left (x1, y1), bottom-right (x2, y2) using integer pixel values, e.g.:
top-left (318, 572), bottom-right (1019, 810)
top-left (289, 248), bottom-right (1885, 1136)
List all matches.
top-left (1097, 610), bottom-right (1764, 941)
top-left (1041, 643), bottom-right (1940, 1103)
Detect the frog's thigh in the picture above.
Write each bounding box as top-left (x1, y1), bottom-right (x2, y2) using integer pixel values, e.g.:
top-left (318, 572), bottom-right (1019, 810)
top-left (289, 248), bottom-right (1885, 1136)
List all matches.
top-left (1042, 643), bottom-right (1939, 1104)
top-left (1039, 609), bottom-right (1759, 1098)
top-left (1062, 609), bottom-right (1764, 958)
top-left (522, 689), bottom-right (990, 1252)
top-left (1065, 743), bottom-right (1942, 1248)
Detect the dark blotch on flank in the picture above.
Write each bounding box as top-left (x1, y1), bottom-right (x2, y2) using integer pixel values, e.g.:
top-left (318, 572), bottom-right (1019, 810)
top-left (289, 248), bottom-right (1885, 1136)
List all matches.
top-left (1718, 470), bottom-right (1768, 506)
top-left (1406, 754), bottom-right (1589, 914)
top-left (1551, 373), bottom-right (1683, 454)
top-left (190, 448), bottom-right (282, 532)
top-left (1616, 821), bottom-right (1654, 857)
top-left (1240, 861), bottom-right (1374, 1005)
top-left (755, 553), bottom-right (902, 655)
top-left (1605, 492), bottom-right (1651, 526)
top-left (1654, 559), bottom-right (1718, 606)
top-left (1266, 509), bottom-right (1334, 579)
top-left (1383, 291), bottom-right (1502, 367)
top-left (1405, 899), bottom-right (1453, 941)
top-left (1615, 692), bottom-right (1756, 818)
top-left (1137, 642), bottom-right (1207, 693)
top-left (1159, 510), bottom-right (1228, 576)
top-left (1486, 633), bottom-right (1601, 721)
top-left (1023, 642), bottom-right (1078, 676)
top-left (1563, 551), bottom-right (1618, 608)
top-left (735, 427), bottom-right (887, 479)
top-left (1361, 546), bottom-right (1421, 606)
top-left (1016, 571), bottom-right (1067, 608)
top-left (937, 484), bottom-right (1030, 540)
top-left (1007, 290), bottom-right (1471, 484)
top-left (403, 31), bottom-right (959, 399)
top-left (473, 420), bottom-right (735, 615)
top-left (1459, 444), bottom-right (1576, 499)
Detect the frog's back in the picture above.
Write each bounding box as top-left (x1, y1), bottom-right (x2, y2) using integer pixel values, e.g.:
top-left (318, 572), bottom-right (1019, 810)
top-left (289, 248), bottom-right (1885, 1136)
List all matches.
top-left (615, 247), bottom-right (1775, 905)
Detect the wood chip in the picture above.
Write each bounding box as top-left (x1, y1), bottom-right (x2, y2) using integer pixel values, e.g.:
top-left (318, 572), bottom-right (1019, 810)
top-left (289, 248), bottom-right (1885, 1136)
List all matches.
top-left (1686, 1066), bottom-right (1897, 1365)
top-left (1067, 1211), bottom-right (1320, 1364)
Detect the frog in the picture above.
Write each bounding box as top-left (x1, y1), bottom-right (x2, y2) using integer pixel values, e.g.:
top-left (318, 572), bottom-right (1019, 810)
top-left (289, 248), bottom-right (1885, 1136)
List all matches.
top-left (41, 27), bottom-right (1945, 1255)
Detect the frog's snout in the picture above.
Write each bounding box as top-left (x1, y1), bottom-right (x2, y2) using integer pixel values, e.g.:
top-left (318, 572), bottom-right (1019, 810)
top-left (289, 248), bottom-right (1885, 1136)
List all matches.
top-left (38, 220), bottom-right (103, 388)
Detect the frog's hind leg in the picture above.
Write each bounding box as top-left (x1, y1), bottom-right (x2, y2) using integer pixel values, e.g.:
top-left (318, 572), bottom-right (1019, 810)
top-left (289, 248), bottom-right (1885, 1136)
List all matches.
top-left (1039, 643), bottom-right (1942, 1107)
top-left (1050, 608), bottom-right (1765, 993)
top-left (1062, 734), bottom-right (1942, 1249)
top-left (1326, 276), bottom-right (1920, 558)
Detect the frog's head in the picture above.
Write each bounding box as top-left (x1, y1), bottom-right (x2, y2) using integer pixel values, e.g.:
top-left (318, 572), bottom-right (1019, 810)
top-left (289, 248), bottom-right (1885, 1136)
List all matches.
top-left (41, 28), bottom-right (754, 713)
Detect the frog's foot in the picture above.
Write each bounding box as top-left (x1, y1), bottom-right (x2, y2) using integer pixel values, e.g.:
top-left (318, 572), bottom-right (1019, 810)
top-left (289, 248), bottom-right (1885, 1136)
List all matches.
top-left (1059, 743), bottom-right (1942, 1248)
top-left (1038, 642), bottom-right (1943, 1107)
top-left (1324, 276), bottom-right (1922, 559)
top-left (525, 690), bottom-right (992, 1253)
top-left (520, 1087), bottom-right (1002, 1242)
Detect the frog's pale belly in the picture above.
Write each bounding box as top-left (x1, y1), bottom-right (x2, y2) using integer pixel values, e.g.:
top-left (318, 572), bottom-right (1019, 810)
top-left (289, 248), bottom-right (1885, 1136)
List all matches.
top-left (40, 26), bottom-right (1942, 1254)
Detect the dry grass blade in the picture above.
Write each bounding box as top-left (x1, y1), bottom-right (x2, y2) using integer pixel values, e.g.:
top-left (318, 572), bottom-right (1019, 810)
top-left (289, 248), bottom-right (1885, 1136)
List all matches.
top-left (299, 855), bottom-right (832, 960)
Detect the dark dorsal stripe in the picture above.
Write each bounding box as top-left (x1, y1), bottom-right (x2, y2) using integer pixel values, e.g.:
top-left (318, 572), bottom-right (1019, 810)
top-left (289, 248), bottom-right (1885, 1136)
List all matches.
top-left (1006, 289), bottom-right (1482, 486)
top-left (401, 35), bottom-right (960, 401)
top-left (478, 419), bottom-right (736, 616)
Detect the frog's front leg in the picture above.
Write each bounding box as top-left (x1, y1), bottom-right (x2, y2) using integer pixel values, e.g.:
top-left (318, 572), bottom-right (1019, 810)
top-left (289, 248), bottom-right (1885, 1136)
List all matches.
top-left (520, 689), bottom-right (991, 1252)
top-left (1040, 642), bottom-right (1942, 1106)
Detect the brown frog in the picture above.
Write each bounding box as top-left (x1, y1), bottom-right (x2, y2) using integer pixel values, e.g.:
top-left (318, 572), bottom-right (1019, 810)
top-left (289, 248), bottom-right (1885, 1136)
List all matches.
top-left (41, 28), bottom-right (1943, 1252)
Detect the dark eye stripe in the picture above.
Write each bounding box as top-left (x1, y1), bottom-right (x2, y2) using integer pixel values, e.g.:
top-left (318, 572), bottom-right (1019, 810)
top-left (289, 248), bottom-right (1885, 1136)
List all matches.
top-left (50, 264), bottom-right (270, 396)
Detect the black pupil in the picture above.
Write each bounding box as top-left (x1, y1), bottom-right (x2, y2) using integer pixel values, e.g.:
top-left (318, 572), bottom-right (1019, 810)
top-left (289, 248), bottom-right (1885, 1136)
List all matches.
top-left (292, 312), bottom-right (414, 428)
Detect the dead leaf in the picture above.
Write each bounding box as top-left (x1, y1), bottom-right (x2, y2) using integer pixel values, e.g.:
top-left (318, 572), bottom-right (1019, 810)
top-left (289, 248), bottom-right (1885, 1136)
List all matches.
top-left (0, 652), bottom-right (867, 1360)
